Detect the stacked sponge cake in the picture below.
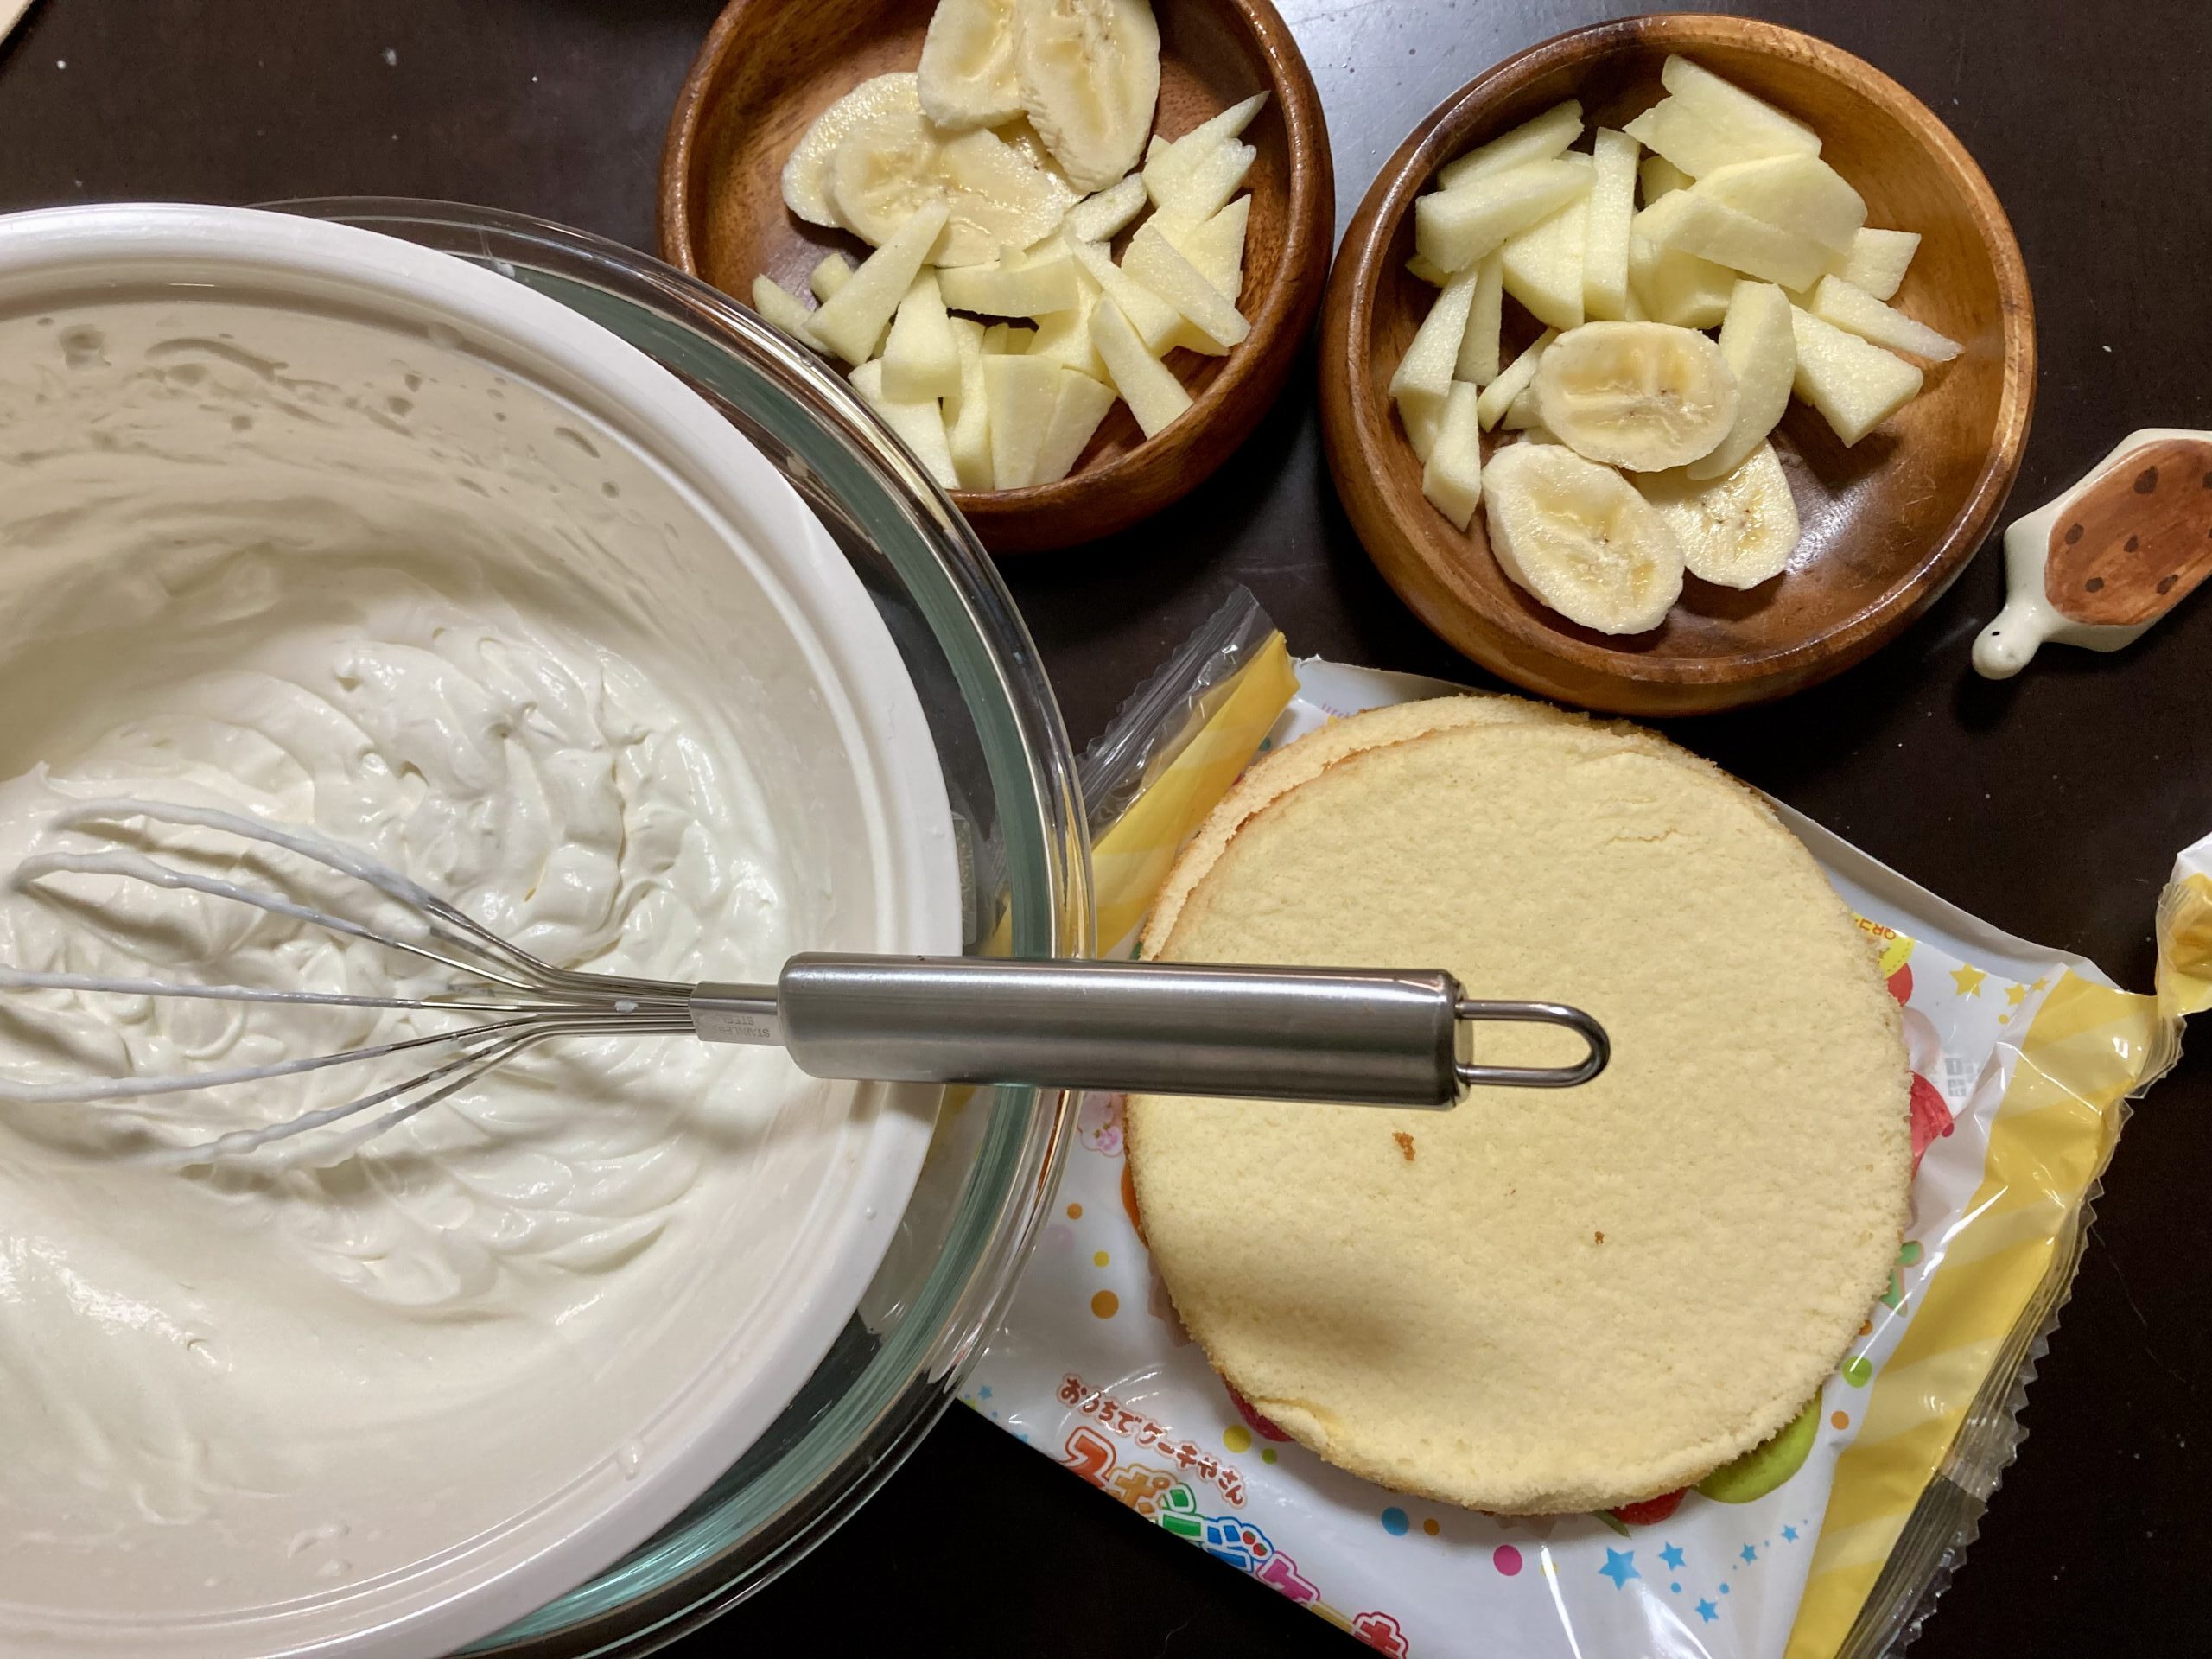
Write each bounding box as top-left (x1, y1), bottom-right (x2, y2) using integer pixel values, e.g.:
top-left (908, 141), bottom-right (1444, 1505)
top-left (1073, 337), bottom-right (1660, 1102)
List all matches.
top-left (1125, 696), bottom-right (1910, 1513)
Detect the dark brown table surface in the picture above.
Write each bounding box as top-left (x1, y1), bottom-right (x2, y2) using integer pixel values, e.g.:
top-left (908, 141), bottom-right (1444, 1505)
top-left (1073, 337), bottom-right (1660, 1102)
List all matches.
top-left (2, 2), bottom-right (2205, 1654)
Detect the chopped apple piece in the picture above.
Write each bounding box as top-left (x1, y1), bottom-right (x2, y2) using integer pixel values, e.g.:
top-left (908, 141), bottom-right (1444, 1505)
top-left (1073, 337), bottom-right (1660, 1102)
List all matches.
top-left (850, 358), bottom-right (959, 490)
top-left (1806, 275), bottom-right (1961, 361)
top-left (1414, 158), bottom-right (1595, 274)
top-left (1633, 189), bottom-right (1828, 289)
top-left (1623, 56), bottom-right (1821, 177)
top-left (810, 200), bottom-right (950, 364)
top-left (1389, 261), bottom-right (1483, 406)
top-left (1629, 235), bottom-right (1736, 328)
top-left (982, 354), bottom-right (1062, 487)
top-left (1688, 280), bottom-right (1795, 479)
top-left (1421, 381), bottom-right (1484, 530)
top-left (1406, 251), bottom-right (1452, 286)
top-left (1789, 306), bottom-right (1922, 445)
top-left (1091, 296), bottom-right (1192, 437)
top-left (1639, 154), bottom-right (1692, 203)
top-left (1032, 370), bottom-right (1118, 485)
top-left (1161, 196), bottom-right (1249, 303)
top-left (1663, 54), bottom-right (1821, 149)
top-left (1066, 173), bottom-right (1150, 243)
top-left (1144, 93), bottom-right (1268, 200)
top-left (1689, 154), bottom-right (1865, 255)
top-left (809, 253), bottom-right (855, 302)
top-left (1476, 327), bottom-right (1558, 429)
top-left (981, 321), bottom-right (1031, 354)
top-left (1123, 222), bottom-right (1250, 351)
top-left (1501, 194), bottom-right (1588, 331)
top-left (1147, 138), bottom-right (1256, 223)
top-left (1067, 238), bottom-right (1182, 353)
top-left (937, 249), bottom-right (1080, 317)
top-left (881, 270), bottom-right (963, 400)
top-left (1437, 99), bottom-right (1583, 190)
top-left (1028, 264), bottom-right (1108, 378)
top-left (943, 316), bottom-right (993, 491)
top-left (1454, 250), bottom-right (1507, 385)
top-left (1398, 390), bottom-right (1444, 463)
top-left (1501, 384), bottom-right (1544, 429)
top-left (1583, 128), bottom-right (1640, 321)
top-left (751, 275), bottom-right (822, 347)
top-left (1829, 227), bottom-right (1920, 302)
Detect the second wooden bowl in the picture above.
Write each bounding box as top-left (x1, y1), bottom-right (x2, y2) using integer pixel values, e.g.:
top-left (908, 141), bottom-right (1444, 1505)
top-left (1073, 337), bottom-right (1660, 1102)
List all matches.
top-left (660, 0), bottom-right (1332, 556)
top-left (1319, 14), bottom-right (2036, 715)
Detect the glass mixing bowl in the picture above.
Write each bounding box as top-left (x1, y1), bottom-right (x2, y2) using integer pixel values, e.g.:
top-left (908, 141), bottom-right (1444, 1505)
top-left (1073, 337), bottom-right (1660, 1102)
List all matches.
top-left (276, 200), bottom-right (1087, 1657)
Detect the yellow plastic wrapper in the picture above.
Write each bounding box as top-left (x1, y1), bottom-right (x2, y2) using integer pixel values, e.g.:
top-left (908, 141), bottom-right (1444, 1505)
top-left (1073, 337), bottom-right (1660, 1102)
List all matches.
top-left (2156, 831), bottom-right (2212, 1018)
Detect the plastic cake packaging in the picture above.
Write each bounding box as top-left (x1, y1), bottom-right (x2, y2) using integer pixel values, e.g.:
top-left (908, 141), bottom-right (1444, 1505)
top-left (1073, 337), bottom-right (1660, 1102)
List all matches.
top-left (963, 647), bottom-right (2186, 1658)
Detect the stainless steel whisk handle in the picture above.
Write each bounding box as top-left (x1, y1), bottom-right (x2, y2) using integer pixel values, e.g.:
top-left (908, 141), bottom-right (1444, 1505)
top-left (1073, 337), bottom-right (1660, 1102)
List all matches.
top-left (690, 956), bottom-right (1608, 1109)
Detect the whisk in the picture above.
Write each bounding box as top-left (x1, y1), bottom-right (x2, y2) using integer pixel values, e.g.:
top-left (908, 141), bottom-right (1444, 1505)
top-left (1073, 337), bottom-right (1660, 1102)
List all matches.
top-left (0, 800), bottom-right (1608, 1163)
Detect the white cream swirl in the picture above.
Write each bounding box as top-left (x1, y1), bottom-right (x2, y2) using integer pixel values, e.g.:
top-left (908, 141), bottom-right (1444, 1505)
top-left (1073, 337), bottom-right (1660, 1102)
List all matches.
top-left (0, 294), bottom-right (853, 1624)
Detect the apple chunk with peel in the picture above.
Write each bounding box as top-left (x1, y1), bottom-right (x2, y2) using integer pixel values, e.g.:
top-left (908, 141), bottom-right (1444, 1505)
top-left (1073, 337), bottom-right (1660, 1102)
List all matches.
top-left (1789, 306), bottom-right (1923, 445)
top-left (1090, 296), bottom-right (1192, 438)
top-left (1414, 158), bottom-right (1595, 274)
top-left (1688, 281), bottom-right (1796, 480)
top-left (1421, 381), bottom-right (1484, 530)
top-left (1436, 99), bottom-right (1583, 190)
top-left (810, 200), bottom-right (950, 364)
top-left (849, 359), bottom-right (959, 491)
top-left (1806, 275), bottom-right (1961, 361)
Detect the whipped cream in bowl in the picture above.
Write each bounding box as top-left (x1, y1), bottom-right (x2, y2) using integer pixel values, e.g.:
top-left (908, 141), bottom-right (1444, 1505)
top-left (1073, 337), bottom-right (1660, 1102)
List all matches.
top-left (0, 206), bottom-right (960, 1658)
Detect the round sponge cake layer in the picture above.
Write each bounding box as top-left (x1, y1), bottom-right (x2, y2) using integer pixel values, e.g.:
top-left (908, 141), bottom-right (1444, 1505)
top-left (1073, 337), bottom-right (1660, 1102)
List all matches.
top-left (1126, 709), bottom-right (1911, 1513)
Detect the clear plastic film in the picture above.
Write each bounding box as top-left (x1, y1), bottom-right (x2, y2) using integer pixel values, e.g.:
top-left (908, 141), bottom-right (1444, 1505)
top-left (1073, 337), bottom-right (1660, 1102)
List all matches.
top-left (963, 659), bottom-right (2183, 1657)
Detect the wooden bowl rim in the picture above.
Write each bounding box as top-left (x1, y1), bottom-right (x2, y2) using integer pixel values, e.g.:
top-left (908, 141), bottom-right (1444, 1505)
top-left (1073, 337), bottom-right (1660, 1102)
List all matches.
top-left (1322, 10), bottom-right (2037, 693)
top-left (657, 0), bottom-right (1333, 546)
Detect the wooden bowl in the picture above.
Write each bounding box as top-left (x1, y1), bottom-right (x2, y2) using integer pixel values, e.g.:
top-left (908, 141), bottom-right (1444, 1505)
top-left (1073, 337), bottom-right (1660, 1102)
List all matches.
top-left (1319, 14), bottom-right (2036, 715)
top-left (661, 0), bottom-right (1332, 556)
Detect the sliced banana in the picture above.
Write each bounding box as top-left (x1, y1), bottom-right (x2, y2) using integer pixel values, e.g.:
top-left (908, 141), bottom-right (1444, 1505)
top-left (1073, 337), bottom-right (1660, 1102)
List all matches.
top-left (992, 113), bottom-right (1078, 195)
top-left (783, 73), bottom-right (923, 229)
top-left (830, 117), bottom-right (1072, 267)
top-left (1637, 442), bottom-right (1799, 588)
top-left (1483, 442), bottom-right (1685, 634)
top-left (1013, 0), bottom-right (1161, 193)
top-left (919, 0), bottom-right (1026, 130)
top-left (1530, 320), bottom-right (1739, 472)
